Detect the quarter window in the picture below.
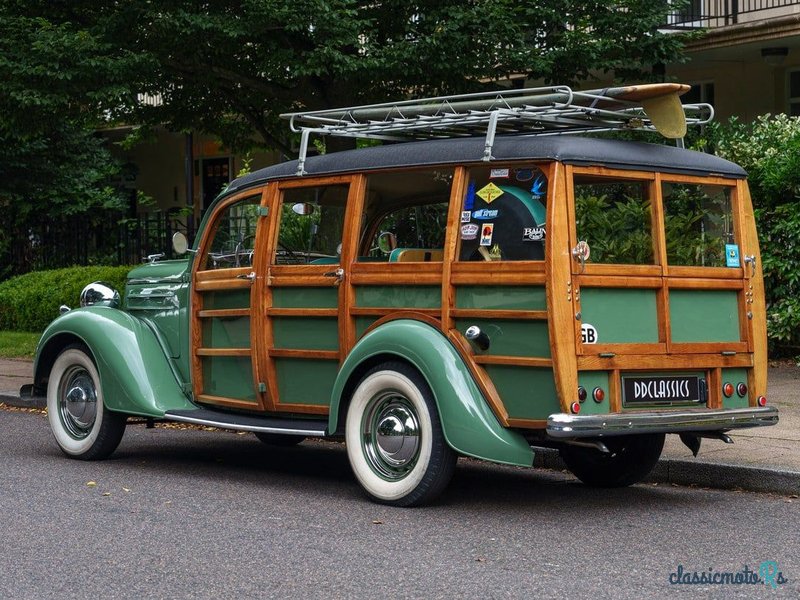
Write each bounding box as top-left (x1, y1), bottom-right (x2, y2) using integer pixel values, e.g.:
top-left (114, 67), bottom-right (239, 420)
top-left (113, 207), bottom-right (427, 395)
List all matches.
top-left (458, 165), bottom-right (547, 261)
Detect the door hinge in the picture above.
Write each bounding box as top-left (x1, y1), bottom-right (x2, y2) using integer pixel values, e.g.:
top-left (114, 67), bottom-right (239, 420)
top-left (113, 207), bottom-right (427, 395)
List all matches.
top-left (257, 206), bottom-right (269, 217)
top-left (258, 382), bottom-right (267, 393)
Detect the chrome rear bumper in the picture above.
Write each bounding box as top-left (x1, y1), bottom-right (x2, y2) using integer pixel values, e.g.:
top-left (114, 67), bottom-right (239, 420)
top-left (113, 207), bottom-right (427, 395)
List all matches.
top-left (546, 406), bottom-right (779, 439)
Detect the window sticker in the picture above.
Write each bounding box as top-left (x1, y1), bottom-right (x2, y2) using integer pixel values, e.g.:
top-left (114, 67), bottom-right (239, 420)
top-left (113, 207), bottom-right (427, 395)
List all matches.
top-left (489, 244), bottom-right (502, 260)
top-left (515, 169), bottom-right (534, 182)
top-left (490, 168), bottom-right (510, 179)
top-left (464, 182), bottom-right (476, 210)
top-left (472, 208), bottom-right (499, 220)
top-left (725, 244), bottom-right (741, 268)
top-left (522, 226), bottom-right (546, 241)
top-left (479, 223), bottom-right (494, 246)
top-left (461, 223), bottom-right (479, 240)
top-left (476, 182), bottom-right (504, 204)
top-left (531, 175), bottom-right (546, 199)
top-left (461, 210), bottom-right (472, 223)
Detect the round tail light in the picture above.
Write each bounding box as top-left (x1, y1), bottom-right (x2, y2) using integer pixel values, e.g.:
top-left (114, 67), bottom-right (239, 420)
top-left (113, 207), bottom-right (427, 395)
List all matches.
top-left (592, 387), bottom-right (605, 403)
top-left (722, 382), bottom-right (734, 398)
top-left (736, 382), bottom-right (748, 397)
top-left (757, 396), bottom-right (767, 407)
top-left (578, 386), bottom-right (587, 403)
top-left (570, 401), bottom-right (581, 414)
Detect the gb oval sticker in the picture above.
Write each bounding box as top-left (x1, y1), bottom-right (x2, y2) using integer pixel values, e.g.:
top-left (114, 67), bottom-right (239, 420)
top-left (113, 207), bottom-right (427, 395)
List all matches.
top-left (581, 323), bottom-right (598, 344)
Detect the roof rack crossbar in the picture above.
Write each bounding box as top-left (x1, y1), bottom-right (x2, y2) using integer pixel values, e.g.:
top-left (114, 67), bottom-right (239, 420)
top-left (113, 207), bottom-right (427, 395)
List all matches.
top-left (282, 84), bottom-right (713, 175)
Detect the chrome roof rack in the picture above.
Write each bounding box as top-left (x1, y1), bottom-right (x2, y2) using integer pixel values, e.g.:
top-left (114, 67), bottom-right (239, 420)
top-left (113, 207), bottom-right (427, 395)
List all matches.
top-left (281, 84), bottom-right (713, 175)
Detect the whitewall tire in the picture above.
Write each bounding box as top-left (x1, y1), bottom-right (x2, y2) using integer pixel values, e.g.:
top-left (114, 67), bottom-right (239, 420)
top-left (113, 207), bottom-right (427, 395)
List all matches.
top-left (47, 345), bottom-right (126, 460)
top-left (345, 362), bottom-right (456, 506)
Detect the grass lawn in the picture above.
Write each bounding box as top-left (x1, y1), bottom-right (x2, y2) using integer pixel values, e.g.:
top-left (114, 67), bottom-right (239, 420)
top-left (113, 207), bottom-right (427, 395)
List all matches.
top-left (0, 331), bottom-right (41, 359)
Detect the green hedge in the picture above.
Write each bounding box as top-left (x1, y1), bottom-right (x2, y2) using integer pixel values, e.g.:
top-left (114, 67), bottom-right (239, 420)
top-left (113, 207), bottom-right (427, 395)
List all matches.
top-left (0, 265), bottom-right (134, 332)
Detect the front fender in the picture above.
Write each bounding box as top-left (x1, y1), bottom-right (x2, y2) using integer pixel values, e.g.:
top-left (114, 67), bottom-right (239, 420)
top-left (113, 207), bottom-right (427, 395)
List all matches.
top-left (330, 319), bottom-right (533, 467)
top-left (34, 307), bottom-right (195, 417)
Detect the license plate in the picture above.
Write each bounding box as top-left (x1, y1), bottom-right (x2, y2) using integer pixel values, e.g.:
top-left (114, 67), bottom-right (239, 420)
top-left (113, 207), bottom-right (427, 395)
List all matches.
top-left (622, 375), bottom-right (702, 406)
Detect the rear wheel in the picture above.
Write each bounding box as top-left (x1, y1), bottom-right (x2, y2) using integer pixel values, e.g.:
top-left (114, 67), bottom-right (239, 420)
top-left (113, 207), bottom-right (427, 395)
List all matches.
top-left (559, 434), bottom-right (665, 487)
top-left (47, 345), bottom-right (126, 460)
top-left (345, 362), bottom-right (456, 507)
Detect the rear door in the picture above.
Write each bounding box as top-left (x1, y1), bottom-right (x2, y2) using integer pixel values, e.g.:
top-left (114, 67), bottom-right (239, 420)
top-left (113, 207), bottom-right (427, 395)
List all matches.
top-left (567, 167), bottom-right (749, 412)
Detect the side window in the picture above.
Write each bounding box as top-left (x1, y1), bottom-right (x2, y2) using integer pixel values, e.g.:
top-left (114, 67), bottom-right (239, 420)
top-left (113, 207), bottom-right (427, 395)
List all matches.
top-left (360, 170), bottom-right (453, 262)
top-left (274, 184), bottom-right (348, 265)
top-left (203, 194), bottom-right (261, 270)
top-left (574, 176), bottom-right (655, 265)
top-left (458, 165), bottom-right (547, 261)
top-left (663, 182), bottom-right (735, 267)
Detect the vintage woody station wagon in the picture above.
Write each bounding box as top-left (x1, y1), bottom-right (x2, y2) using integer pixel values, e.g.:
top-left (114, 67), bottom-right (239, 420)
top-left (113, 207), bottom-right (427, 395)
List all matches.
top-left (35, 85), bottom-right (779, 505)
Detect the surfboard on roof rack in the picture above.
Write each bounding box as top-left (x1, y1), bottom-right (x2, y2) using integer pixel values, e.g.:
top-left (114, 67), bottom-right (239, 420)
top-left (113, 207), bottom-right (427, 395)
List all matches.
top-left (280, 83), bottom-right (714, 175)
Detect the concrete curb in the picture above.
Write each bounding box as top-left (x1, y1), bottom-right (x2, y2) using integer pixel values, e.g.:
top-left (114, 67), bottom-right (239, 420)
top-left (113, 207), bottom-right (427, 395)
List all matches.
top-left (0, 393), bottom-right (46, 410)
top-left (534, 448), bottom-right (800, 496)
top-left (4, 393), bottom-right (798, 495)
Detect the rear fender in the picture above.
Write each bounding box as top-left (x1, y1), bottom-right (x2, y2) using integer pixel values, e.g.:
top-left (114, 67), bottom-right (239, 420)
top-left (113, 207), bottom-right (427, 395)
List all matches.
top-left (34, 307), bottom-right (194, 417)
top-left (329, 319), bottom-right (533, 467)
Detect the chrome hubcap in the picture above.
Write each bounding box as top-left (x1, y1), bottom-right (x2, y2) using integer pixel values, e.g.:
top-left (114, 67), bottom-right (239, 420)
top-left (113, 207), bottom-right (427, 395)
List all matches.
top-left (362, 392), bottom-right (421, 481)
top-left (58, 367), bottom-right (97, 439)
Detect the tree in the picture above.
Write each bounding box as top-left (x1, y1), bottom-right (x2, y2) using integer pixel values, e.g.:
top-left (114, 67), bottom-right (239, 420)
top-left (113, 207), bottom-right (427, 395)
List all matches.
top-left (3, 0), bottom-right (688, 156)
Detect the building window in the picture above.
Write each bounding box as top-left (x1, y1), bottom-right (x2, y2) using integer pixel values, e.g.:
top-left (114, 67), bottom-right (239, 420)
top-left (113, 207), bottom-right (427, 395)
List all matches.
top-left (788, 70), bottom-right (800, 116)
top-left (682, 82), bottom-right (715, 106)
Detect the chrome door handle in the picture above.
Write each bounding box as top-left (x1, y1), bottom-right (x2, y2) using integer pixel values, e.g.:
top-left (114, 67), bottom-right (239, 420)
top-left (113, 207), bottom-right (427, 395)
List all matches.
top-left (236, 272), bottom-right (256, 282)
top-left (743, 255), bottom-right (756, 277)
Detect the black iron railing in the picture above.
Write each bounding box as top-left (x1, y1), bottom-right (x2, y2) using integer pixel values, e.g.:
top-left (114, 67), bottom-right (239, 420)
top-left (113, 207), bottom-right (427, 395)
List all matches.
top-left (9, 211), bottom-right (194, 275)
top-left (666, 0), bottom-right (800, 29)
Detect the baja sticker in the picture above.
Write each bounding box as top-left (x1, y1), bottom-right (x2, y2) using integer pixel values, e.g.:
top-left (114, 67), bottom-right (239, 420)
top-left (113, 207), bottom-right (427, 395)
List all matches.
top-left (461, 223), bottom-right (479, 240)
top-left (461, 211), bottom-right (472, 223)
top-left (490, 168), bottom-right (509, 179)
top-left (472, 208), bottom-right (499, 220)
top-left (479, 223), bottom-right (494, 246)
top-left (581, 323), bottom-right (598, 344)
top-left (464, 182), bottom-right (476, 210)
top-left (522, 226), bottom-right (546, 241)
top-left (725, 243), bottom-right (741, 268)
top-left (476, 182), bottom-right (503, 204)
top-left (515, 169), bottom-right (534, 182)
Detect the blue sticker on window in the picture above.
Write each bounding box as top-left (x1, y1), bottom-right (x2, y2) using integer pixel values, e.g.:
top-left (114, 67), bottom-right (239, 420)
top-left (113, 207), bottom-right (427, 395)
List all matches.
top-left (725, 244), bottom-right (741, 267)
top-left (464, 182), bottom-right (476, 210)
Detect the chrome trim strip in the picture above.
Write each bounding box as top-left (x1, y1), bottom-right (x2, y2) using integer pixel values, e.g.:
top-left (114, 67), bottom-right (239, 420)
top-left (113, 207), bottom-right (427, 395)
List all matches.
top-left (165, 414), bottom-right (327, 436)
top-left (546, 407), bottom-right (779, 439)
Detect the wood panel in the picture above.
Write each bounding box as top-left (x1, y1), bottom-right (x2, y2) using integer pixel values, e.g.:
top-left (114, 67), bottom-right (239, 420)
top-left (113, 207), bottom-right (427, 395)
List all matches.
top-left (198, 308), bottom-right (251, 318)
top-left (441, 167), bottom-right (468, 332)
top-left (577, 353), bottom-right (753, 371)
top-left (473, 355), bottom-right (553, 368)
top-left (449, 309), bottom-right (547, 320)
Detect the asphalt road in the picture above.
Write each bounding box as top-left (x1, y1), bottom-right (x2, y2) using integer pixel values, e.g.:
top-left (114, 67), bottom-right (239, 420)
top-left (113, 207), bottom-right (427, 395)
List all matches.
top-left (1, 410), bottom-right (798, 600)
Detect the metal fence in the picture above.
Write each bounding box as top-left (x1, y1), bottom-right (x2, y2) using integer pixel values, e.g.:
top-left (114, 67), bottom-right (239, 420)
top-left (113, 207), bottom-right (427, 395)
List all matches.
top-left (9, 211), bottom-right (193, 274)
top-left (666, 0), bottom-right (800, 29)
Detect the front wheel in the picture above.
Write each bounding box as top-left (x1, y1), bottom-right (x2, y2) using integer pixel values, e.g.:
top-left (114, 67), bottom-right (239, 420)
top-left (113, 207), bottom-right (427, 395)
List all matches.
top-left (345, 362), bottom-right (456, 507)
top-left (559, 433), bottom-right (665, 487)
top-left (47, 346), bottom-right (126, 460)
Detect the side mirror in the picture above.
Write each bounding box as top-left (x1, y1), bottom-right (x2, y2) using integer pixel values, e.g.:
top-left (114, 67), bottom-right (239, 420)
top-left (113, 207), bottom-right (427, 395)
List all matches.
top-left (172, 232), bottom-right (189, 255)
top-left (377, 231), bottom-right (397, 254)
top-left (292, 202), bottom-right (316, 216)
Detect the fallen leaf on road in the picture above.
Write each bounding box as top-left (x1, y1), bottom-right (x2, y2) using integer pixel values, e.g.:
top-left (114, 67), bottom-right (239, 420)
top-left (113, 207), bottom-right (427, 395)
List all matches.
top-left (372, 520), bottom-right (384, 525)
top-left (86, 481), bottom-right (97, 487)
top-left (475, 557), bottom-right (486, 563)
top-left (122, 488), bottom-right (131, 493)
top-left (102, 492), bottom-right (111, 497)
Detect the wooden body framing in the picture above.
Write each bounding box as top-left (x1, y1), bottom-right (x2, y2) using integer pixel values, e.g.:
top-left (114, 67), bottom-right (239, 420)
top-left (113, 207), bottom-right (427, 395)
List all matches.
top-left (188, 155), bottom-right (765, 429)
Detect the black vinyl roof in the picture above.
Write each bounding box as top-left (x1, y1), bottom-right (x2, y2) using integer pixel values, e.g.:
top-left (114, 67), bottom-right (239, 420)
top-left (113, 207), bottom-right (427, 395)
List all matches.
top-left (227, 135), bottom-right (746, 194)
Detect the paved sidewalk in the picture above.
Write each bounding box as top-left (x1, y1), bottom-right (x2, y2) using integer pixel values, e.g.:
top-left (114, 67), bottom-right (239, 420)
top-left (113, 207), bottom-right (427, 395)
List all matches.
top-left (2, 357), bottom-right (797, 494)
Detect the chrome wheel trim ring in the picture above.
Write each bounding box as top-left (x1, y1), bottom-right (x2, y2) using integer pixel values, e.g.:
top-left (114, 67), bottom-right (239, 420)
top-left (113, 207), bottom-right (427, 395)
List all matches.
top-left (362, 391), bottom-right (421, 481)
top-left (58, 366), bottom-right (98, 439)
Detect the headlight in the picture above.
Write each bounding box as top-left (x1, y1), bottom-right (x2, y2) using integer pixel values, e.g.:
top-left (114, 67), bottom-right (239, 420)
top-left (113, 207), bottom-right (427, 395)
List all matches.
top-left (79, 282), bottom-right (120, 309)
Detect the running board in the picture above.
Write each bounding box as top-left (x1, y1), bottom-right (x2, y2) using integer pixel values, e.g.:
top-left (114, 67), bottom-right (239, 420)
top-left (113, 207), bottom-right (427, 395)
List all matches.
top-left (164, 409), bottom-right (328, 436)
